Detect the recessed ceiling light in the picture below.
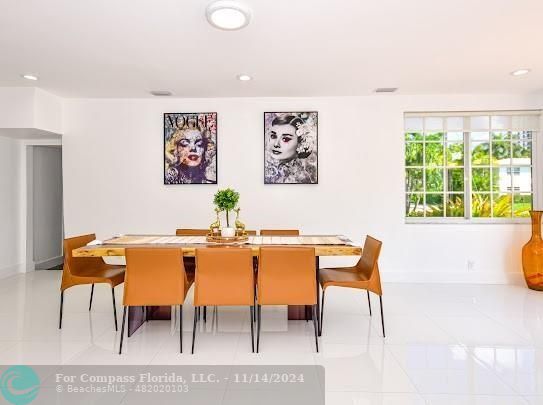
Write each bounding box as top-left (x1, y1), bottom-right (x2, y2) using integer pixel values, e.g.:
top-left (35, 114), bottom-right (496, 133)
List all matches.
top-left (237, 74), bottom-right (252, 81)
top-left (206, 1), bottom-right (251, 30)
top-left (374, 87), bottom-right (398, 93)
top-left (150, 90), bottom-right (173, 96)
top-left (511, 69), bottom-right (530, 76)
top-left (21, 74), bottom-right (39, 81)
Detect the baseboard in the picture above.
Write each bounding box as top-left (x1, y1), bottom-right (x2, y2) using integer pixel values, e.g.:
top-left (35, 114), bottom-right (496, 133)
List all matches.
top-left (381, 270), bottom-right (525, 285)
top-left (0, 263), bottom-right (25, 279)
top-left (34, 256), bottom-right (63, 270)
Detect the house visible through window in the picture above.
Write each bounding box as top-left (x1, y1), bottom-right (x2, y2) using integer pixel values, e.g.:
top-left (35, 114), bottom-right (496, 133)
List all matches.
top-left (405, 112), bottom-right (540, 220)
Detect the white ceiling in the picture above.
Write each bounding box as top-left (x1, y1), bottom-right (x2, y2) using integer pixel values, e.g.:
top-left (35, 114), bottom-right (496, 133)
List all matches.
top-left (0, 0), bottom-right (542, 98)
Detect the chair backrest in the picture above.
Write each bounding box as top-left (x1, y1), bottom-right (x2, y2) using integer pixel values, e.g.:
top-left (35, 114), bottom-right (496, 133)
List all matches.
top-left (124, 248), bottom-right (187, 306)
top-left (258, 247), bottom-right (316, 305)
top-left (356, 235), bottom-right (383, 294)
top-left (259, 229), bottom-right (300, 236)
top-left (62, 234), bottom-right (105, 277)
top-left (176, 229), bottom-right (209, 236)
top-left (195, 248), bottom-right (254, 306)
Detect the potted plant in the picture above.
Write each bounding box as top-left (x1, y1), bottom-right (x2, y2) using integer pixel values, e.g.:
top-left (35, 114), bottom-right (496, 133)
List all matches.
top-left (213, 188), bottom-right (239, 237)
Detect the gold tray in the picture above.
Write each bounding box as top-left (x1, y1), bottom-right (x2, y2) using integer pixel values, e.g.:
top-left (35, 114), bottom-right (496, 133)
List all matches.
top-left (206, 234), bottom-right (249, 244)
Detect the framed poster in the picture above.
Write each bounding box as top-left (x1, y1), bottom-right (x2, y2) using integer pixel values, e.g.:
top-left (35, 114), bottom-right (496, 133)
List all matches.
top-left (164, 113), bottom-right (217, 184)
top-left (264, 112), bottom-right (318, 184)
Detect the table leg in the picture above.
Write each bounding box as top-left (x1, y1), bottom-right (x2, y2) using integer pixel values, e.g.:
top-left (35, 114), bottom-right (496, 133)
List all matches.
top-left (128, 306), bottom-right (172, 337)
top-left (288, 305), bottom-right (310, 320)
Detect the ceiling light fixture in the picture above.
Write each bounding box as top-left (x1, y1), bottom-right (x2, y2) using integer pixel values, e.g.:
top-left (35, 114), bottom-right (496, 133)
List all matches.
top-left (374, 87), bottom-right (398, 93)
top-left (511, 69), bottom-right (530, 76)
top-left (206, 0), bottom-right (251, 31)
top-left (237, 74), bottom-right (252, 81)
top-left (21, 74), bottom-right (39, 81)
top-left (150, 90), bottom-right (173, 96)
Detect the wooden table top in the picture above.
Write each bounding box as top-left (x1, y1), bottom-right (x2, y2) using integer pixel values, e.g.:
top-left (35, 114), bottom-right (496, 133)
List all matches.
top-left (72, 234), bottom-right (363, 257)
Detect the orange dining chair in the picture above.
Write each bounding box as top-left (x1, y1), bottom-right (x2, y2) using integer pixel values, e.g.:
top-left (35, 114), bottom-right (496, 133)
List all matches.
top-left (257, 247), bottom-right (318, 352)
top-left (192, 247), bottom-right (255, 353)
top-left (319, 235), bottom-right (385, 337)
top-left (60, 234), bottom-right (125, 330)
top-left (175, 228), bottom-right (209, 321)
top-left (259, 229), bottom-right (300, 236)
top-left (119, 248), bottom-right (193, 354)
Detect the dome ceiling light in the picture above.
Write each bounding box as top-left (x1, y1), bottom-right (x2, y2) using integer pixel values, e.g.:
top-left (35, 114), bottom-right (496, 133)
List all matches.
top-left (510, 69), bottom-right (530, 76)
top-left (206, 1), bottom-right (251, 31)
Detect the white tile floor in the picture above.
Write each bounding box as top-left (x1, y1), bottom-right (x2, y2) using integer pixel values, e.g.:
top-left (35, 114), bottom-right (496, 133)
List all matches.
top-left (1, 271), bottom-right (543, 404)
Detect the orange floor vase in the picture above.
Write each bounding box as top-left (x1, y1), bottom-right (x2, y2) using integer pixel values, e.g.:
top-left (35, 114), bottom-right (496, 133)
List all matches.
top-left (522, 210), bottom-right (543, 291)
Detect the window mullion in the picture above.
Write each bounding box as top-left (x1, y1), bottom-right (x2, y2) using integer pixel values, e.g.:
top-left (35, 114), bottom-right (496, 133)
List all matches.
top-left (464, 127), bottom-right (471, 219)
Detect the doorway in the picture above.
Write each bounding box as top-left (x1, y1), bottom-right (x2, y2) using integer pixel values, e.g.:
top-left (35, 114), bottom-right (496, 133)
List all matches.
top-left (26, 145), bottom-right (64, 270)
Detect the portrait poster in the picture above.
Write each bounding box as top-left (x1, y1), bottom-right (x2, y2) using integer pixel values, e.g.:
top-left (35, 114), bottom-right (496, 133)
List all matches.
top-left (164, 113), bottom-right (217, 184)
top-left (264, 112), bottom-right (318, 184)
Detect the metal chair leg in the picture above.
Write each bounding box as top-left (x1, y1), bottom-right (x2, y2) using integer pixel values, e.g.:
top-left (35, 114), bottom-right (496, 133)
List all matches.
top-left (312, 305), bottom-right (319, 352)
top-left (191, 307), bottom-right (198, 354)
top-left (179, 305), bottom-right (183, 353)
top-left (315, 258), bottom-right (320, 335)
top-left (58, 291), bottom-right (64, 329)
top-left (253, 295), bottom-right (256, 323)
top-left (256, 305), bottom-right (262, 353)
top-left (111, 287), bottom-right (118, 331)
top-left (319, 290), bottom-right (325, 336)
top-left (250, 306), bottom-right (255, 353)
top-left (367, 290), bottom-right (372, 316)
top-left (119, 306), bottom-right (127, 354)
top-left (379, 296), bottom-right (385, 338)
top-left (204, 306), bottom-right (207, 323)
top-left (89, 284), bottom-right (94, 311)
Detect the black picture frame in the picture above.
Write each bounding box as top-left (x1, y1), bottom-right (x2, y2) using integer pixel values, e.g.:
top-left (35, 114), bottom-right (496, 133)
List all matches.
top-left (163, 112), bottom-right (218, 185)
top-left (263, 111), bottom-right (319, 184)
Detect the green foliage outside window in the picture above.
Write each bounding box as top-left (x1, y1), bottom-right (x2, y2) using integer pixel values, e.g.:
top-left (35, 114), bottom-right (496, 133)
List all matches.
top-left (405, 130), bottom-right (532, 219)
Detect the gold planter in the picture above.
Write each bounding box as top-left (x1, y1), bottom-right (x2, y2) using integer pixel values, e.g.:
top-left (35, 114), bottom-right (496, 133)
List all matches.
top-left (522, 210), bottom-right (543, 291)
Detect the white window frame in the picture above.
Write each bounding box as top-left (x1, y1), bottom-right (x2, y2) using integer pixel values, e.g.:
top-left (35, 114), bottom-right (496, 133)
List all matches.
top-left (405, 110), bottom-right (542, 224)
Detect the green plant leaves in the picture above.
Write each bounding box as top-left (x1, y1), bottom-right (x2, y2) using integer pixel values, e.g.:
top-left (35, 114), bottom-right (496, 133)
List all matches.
top-left (213, 188), bottom-right (240, 211)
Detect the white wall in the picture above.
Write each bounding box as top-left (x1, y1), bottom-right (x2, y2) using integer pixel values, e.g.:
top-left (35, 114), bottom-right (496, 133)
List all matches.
top-left (62, 94), bottom-right (542, 284)
top-left (0, 87), bottom-right (62, 134)
top-left (33, 89), bottom-right (63, 134)
top-left (32, 146), bottom-right (63, 268)
top-left (0, 136), bottom-right (22, 277)
top-left (0, 88), bottom-right (35, 128)
top-left (0, 87), bottom-right (63, 278)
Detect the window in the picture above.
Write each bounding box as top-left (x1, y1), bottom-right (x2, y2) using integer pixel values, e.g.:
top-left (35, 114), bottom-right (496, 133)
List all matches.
top-left (405, 111), bottom-right (540, 221)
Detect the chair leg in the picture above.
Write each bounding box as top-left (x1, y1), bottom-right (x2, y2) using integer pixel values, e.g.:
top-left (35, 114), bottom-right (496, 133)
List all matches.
top-left (58, 291), bottom-right (64, 329)
top-left (191, 307), bottom-right (198, 354)
top-left (256, 305), bottom-right (262, 353)
top-left (204, 306), bottom-right (207, 323)
top-left (111, 287), bottom-right (118, 331)
top-left (319, 289), bottom-right (325, 336)
top-left (367, 290), bottom-right (372, 316)
top-left (179, 305), bottom-right (183, 353)
top-left (311, 305), bottom-right (319, 353)
top-left (379, 296), bottom-right (386, 338)
top-left (89, 284), bottom-right (94, 311)
top-left (250, 306), bottom-right (255, 353)
top-left (253, 295), bottom-right (256, 323)
top-left (315, 258), bottom-right (320, 335)
top-left (119, 306), bottom-right (127, 355)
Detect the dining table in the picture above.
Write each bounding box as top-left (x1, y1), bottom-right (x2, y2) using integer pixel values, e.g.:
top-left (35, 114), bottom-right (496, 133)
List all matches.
top-left (72, 234), bottom-right (362, 337)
